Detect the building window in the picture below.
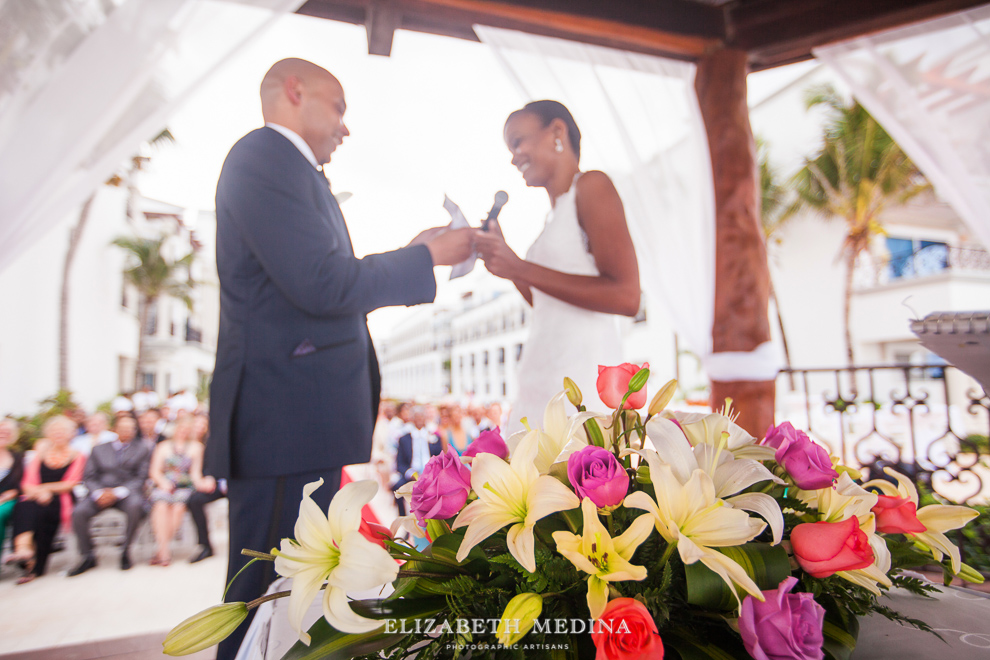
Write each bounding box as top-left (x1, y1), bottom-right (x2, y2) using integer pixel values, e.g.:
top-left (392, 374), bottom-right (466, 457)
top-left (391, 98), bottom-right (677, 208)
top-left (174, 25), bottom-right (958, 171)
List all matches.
top-left (498, 347), bottom-right (505, 364)
top-left (501, 380), bottom-right (507, 396)
top-left (470, 354), bottom-right (475, 367)
top-left (515, 343), bottom-right (523, 361)
top-left (144, 301), bottom-right (158, 336)
top-left (885, 236), bottom-right (948, 280)
top-left (483, 351), bottom-right (489, 366)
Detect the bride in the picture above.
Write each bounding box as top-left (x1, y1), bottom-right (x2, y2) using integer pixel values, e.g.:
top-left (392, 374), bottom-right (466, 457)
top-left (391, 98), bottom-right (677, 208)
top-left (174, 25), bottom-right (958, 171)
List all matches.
top-left (474, 100), bottom-right (640, 432)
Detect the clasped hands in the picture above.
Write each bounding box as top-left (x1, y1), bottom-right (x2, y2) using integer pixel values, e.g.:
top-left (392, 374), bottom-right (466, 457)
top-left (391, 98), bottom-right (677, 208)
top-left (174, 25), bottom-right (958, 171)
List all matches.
top-left (407, 220), bottom-right (521, 279)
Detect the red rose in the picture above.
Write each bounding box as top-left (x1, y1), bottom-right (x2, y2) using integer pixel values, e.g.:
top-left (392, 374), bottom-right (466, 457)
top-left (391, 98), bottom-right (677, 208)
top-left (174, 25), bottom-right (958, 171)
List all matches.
top-left (358, 519), bottom-right (393, 549)
top-left (597, 363), bottom-right (649, 410)
top-left (591, 598), bottom-right (664, 660)
top-left (790, 517), bottom-right (875, 578)
top-left (872, 495), bottom-right (926, 534)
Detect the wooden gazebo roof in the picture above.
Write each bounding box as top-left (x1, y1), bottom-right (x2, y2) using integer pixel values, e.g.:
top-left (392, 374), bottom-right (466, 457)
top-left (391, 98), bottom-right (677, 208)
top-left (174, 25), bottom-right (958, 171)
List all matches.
top-left (297, 0), bottom-right (988, 69)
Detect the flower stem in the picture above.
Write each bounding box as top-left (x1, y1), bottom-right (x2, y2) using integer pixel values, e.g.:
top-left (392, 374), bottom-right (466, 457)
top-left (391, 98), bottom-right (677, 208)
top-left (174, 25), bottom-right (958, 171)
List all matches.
top-left (246, 589), bottom-right (293, 610)
top-left (241, 549), bottom-right (276, 561)
top-left (658, 541), bottom-right (678, 568)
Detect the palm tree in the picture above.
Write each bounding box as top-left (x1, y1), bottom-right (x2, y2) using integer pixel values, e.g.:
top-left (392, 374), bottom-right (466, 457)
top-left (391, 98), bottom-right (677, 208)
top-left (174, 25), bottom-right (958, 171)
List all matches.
top-left (786, 85), bottom-right (929, 366)
top-left (112, 234), bottom-right (195, 388)
top-left (757, 138), bottom-right (795, 388)
top-left (58, 129), bottom-right (175, 391)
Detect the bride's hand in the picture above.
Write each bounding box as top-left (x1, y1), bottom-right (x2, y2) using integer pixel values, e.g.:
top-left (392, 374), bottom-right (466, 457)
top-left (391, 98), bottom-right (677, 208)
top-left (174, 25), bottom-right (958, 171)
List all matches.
top-left (474, 221), bottom-right (523, 280)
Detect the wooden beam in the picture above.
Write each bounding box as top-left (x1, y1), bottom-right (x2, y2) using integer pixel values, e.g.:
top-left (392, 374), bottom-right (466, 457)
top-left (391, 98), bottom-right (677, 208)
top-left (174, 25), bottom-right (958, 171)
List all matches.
top-left (695, 47), bottom-right (775, 436)
top-left (366, 0), bottom-right (402, 55)
top-left (731, 0), bottom-right (990, 71)
top-left (298, 0), bottom-right (724, 61)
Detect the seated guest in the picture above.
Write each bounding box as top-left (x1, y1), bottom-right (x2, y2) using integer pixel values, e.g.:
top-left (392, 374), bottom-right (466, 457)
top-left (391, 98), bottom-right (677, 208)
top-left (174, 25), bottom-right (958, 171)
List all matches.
top-left (186, 413), bottom-right (225, 563)
top-left (393, 406), bottom-right (443, 516)
top-left (111, 392), bottom-right (134, 418)
top-left (132, 383), bottom-right (161, 413)
top-left (137, 409), bottom-right (165, 447)
top-left (149, 417), bottom-right (203, 566)
top-left (69, 415), bottom-right (150, 575)
top-left (485, 402), bottom-right (504, 430)
top-left (9, 416), bottom-right (85, 584)
top-left (437, 403), bottom-right (475, 455)
top-left (0, 419), bottom-right (25, 560)
top-left (71, 412), bottom-right (117, 457)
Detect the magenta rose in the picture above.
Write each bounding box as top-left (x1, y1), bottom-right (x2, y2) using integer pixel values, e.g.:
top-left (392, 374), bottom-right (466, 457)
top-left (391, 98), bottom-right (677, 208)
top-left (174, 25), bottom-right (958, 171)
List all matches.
top-left (739, 576), bottom-right (825, 660)
top-left (567, 446), bottom-right (629, 508)
top-left (409, 447), bottom-right (472, 524)
top-left (462, 427), bottom-right (509, 460)
top-left (762, 423), bottom-right (838, 490)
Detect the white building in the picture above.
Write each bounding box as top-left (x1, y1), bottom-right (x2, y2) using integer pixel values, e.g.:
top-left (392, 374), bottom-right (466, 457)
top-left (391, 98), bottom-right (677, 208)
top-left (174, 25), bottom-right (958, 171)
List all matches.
top-left (0, 187), bottom-right (218, 416)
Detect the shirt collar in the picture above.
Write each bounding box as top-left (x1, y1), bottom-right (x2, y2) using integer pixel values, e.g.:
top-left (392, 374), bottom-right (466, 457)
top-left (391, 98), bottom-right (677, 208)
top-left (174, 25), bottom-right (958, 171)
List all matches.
top-left (265, 123), bottom-right (320, 170)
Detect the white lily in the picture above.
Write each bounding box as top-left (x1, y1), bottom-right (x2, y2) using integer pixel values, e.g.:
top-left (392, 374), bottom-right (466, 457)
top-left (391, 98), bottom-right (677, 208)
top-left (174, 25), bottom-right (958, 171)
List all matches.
top-left (506, 391), bottom-right (599, 474)
top-left (644, 416), bottom-right (785, 544)
top-left (665, 409), bottom-right (776, 462)
top-left (552, 498), bottom-right (655, 618)
top-left (274, 479), bottom-right (399, 643)
top-left (624, 444), bottom-right (769, 606)
top-left (453, 432), bottom-right (580, 571)
top-left (864, 468), bottom-right (979, 573)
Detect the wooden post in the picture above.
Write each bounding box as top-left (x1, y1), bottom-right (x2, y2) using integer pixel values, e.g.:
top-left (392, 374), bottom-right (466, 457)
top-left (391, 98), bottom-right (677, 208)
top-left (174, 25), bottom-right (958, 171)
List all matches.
top-left (694, 47), bottom-right (775, 437)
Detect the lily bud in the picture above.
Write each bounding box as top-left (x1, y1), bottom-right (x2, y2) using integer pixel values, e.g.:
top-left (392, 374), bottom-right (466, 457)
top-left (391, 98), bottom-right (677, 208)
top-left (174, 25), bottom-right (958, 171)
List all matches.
top-left (648, 379), bottom-right (677, 416)
top-left (563, 377), bottom-right (583, 407)
top-left (496, 593), bottom-right (543, 646)
top-left (957, 561), bottom-right (985, 584)
top-left (163, 603), bottom-right (248, 655)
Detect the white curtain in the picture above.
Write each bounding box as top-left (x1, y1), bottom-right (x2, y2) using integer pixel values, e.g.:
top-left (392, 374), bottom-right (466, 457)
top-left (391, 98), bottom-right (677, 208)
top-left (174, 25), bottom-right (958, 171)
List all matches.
top-left (815, 5), bottom-right (990, 251)
top-left (0, 0), bottom-right (305, 273)
top-left (475, 26), bottom-right (716, 359)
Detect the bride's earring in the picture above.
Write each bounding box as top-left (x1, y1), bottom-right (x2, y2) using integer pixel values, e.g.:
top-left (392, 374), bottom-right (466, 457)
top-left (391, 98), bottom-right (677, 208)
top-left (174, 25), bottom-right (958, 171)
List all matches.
top-left (554, 138), bottom-right (564, 153)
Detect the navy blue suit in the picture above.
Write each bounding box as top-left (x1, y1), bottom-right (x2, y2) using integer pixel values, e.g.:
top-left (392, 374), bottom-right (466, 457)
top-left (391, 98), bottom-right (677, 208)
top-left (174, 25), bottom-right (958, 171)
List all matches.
top-left (207, 127), bottom-right (436, 658)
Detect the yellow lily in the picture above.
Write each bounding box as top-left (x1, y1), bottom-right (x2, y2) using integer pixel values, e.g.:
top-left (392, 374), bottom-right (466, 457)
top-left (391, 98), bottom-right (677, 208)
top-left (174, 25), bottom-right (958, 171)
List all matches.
top-left (274, 479), bottom-right (399, 643)
top-left (864, 468), bottom-right (979, 573)
top-left (624, 445), bottom-right (768, 606)
top-left (453, 432), bottom-right (580, 572)
top-left (552, 497), bottom-right (655, 618)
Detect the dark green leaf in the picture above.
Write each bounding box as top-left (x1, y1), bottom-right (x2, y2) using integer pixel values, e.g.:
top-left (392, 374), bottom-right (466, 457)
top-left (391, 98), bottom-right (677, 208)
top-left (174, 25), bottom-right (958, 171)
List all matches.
top-left (685, 544), bottom-right (790, 611)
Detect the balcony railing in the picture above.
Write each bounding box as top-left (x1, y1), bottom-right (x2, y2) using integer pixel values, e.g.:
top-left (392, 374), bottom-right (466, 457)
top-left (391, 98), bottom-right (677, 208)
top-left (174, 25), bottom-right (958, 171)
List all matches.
top-left (777, 364), bottom-right (989, 565)
top-left (855, 245), bottom-right (990, 289)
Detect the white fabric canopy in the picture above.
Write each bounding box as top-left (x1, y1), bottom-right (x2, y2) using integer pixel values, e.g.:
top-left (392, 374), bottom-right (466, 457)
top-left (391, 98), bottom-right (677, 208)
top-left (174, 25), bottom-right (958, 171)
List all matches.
top-left (475, 25), bottom-right (716, 360)
top-left (815, 5), bottom-right (990, 251)
top-left (0, 0), bottom-right (305, 273)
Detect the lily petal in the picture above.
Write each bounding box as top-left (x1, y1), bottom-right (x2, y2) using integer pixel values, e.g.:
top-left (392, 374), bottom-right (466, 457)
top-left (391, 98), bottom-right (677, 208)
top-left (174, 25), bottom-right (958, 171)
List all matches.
top-left (454, 506), bottom-right (516, 562)
top-left (286, 564), bottom-right (327, 644)
top-left (587, 575), bottom-right (610, 620)
top-left (726, 492), bottom-right (784, 545)
top-left (323, 585), bottom-right (384, 633)
top-left (525, 476), bottom-right (580, 524)
top-left (916, 504), bottom-right (979, 533)
top-left (332, 530), bottom-right (400, 591)
top-left (326, 480), bottom-right (378, 543)
top-left (613, 513), bottom-right (656, 560)
top-left (506, 522), bottom-right (537, 573)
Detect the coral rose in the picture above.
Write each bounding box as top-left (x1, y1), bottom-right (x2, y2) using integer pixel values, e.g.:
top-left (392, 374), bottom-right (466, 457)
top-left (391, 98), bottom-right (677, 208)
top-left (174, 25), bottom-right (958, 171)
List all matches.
top-left (790, 517), bottom-right (874, 578)
top-left (872, 495), bottom-right (927, 534)
top-left (591, 598), bottom-right (664, 660)
top-left (597, 363), bottom-right (648, 410)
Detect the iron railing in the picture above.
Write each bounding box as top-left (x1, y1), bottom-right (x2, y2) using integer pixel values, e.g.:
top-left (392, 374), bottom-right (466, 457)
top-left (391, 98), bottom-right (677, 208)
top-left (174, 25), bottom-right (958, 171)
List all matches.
top-left (777, 364), bottom-right (989, 567)
top-left (857, 245), bottom-right (990, 288)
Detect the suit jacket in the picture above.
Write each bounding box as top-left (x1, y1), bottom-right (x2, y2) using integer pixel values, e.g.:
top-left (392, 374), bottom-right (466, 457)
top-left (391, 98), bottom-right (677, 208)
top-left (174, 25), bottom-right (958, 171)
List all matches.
top-left (207, 127), bottom-right (437, 479)
top-left (393, 430), bottom-right (443, 491)
top-left (82, 441), bottom-right (151, 497)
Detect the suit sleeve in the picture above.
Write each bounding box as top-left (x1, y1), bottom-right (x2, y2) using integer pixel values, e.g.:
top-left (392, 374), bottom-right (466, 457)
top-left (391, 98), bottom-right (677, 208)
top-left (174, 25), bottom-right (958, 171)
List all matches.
top-left (219, 145), bottom-right (436, 317)
top-left (82, 451), bottom-right (100, 494)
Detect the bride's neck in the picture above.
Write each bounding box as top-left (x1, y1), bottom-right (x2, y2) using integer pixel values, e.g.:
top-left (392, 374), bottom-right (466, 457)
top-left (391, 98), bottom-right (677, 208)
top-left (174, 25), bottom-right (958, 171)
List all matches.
top-left (545, 165), bottom-right (581, 207)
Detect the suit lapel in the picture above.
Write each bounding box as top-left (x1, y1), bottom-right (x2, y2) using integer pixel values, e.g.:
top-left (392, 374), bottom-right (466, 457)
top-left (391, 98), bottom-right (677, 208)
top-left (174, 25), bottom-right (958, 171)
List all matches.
top-left (313, 169), bottom-right (354, 256)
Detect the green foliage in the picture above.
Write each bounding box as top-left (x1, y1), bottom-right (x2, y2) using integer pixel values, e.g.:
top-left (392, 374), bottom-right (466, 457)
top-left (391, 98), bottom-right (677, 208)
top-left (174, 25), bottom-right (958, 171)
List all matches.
top-left (10, 389), bottom-right (81, 451)
top-left (113, 234), bottom-right (196, 307)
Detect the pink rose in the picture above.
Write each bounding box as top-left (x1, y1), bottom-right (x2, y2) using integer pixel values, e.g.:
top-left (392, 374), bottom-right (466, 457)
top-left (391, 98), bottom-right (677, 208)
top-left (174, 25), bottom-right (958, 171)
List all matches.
top-left (591, 598), bottom-right (664, 660)
top-left (462, 427), bottom-right (509, 460)
top-left (762, 423), bottom-right (838, 490)
top-left (872, 495), bottom-right (926, 534)
top-left (739, 576), bottom-right (825, 660)
top-left (409, 447), bottom-right (472, 525)
top-left (567, 446), bottom-right (629, 508)
top-left (790, 517), bottom-right (875, 578)
top-left (597, 363), bottom-right (649, 410)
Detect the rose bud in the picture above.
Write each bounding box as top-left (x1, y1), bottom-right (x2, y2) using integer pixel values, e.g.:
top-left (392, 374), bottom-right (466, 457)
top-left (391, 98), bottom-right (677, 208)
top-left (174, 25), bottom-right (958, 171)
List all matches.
top-left (591, 597), bottom-right (664, 660)
top-left (872, 495), bottom-right (926, 534)
top-left (567, 446), bottom-right (629, 509)
top-left (597, 363), bottom-right (649, 410)
top-left (763, 423), bottom-right (838, 491)
top-left (409, 446), bottom-right (472, 524)
top-left (790, 517), bottom-right (874, 578)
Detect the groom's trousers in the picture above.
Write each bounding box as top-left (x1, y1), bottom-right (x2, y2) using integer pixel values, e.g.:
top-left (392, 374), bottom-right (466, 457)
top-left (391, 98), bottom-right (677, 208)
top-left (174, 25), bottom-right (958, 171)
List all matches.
top-left (217, 468), bottom-right (342, 660)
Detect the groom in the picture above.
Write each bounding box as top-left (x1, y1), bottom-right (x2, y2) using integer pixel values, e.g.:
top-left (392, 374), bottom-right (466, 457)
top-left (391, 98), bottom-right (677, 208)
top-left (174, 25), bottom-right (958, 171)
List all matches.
top-left (206, 58), bottom-right (473, 659)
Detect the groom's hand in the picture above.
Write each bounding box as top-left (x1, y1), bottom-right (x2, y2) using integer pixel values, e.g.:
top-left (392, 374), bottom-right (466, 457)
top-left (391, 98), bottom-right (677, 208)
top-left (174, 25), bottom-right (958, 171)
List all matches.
top-left (407, 226), bottom-right (446, 247)
top-left (474, 227), bottom-right (523, 279)
top-left (425, 227), bottom-right (474, 266)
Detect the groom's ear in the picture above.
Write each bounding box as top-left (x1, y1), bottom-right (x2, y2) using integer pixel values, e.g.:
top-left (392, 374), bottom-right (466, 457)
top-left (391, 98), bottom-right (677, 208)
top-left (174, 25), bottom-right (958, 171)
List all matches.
top-left (284, 75), bottom-right (303, 105)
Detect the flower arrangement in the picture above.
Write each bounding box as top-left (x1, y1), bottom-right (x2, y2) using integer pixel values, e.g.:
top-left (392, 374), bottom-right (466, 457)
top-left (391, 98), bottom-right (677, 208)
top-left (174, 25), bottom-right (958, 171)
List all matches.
top-left (165, 364), bottom-right (984, 659)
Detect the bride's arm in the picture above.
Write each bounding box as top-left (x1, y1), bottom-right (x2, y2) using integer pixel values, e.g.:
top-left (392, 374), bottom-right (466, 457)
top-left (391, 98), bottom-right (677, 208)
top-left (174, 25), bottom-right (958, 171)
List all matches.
top-left (475, 171), bottom-right (639, 316)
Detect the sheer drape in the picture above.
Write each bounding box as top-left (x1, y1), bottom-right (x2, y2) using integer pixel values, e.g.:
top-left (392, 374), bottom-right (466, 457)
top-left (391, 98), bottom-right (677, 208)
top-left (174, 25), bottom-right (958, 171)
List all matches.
top-left (815, 5), bottom-right (990, 251)
top-left (0, 0), bottom-right (304, 272)
top-left (475, 26), bottom-right (716, 360)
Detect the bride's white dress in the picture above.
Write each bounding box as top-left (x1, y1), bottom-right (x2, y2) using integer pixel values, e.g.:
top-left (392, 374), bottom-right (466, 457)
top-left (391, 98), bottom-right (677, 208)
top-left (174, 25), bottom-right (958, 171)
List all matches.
top-left (508, 175), bottom-right (623, 433)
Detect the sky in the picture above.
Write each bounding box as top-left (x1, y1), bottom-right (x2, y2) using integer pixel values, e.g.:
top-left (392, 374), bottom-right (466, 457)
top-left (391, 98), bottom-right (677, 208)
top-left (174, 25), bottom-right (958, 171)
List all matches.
top-left (137, 10), bottom-right (816, 338)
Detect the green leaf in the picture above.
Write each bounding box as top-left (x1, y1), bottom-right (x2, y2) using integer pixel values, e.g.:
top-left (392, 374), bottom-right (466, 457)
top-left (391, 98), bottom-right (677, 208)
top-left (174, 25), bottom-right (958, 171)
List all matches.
top-left (685, 544), bottom-right (790, 611)
top-left (585, 418), bottom-right (605, 448)
top-left (282, 597), bottom-right (447, 660)
top-left (821, 597), bottom-right (859, 660)
top-left (665, 629), bottom-right (749, 660)
top-left (425, 518), bottom-right (451, 543)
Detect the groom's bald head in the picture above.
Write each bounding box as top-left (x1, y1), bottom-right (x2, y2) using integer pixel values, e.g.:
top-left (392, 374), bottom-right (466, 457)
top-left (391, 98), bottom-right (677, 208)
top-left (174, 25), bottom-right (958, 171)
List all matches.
top-left (260, 58), bottom-right (349, 164)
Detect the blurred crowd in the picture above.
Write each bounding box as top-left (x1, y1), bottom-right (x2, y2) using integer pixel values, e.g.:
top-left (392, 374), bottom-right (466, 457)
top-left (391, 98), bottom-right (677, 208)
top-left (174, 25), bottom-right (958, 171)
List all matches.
top-left (0, 395), bottom-right (223, 586)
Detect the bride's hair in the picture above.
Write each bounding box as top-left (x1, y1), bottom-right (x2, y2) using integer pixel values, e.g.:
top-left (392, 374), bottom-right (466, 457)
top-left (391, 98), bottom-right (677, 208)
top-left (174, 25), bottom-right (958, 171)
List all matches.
top-left (506, 100), bottom-right (581, 160)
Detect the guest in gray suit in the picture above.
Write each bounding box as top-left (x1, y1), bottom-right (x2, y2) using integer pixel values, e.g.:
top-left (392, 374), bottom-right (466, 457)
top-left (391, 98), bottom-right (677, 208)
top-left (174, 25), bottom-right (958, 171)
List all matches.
top-left (205, 58), bottom-right (474, 659)
top-left (69, 415), bottom-right (151, 574)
